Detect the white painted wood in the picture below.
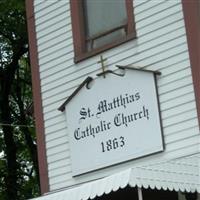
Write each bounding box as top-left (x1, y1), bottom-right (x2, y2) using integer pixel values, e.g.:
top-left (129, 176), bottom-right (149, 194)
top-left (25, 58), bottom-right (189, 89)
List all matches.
top-left (158, 68), bottom-right (192, 87)
top-left (45, 121), bottom-right (67, 135)
top-left (35, 2), bottom-right (70, 25)
top-left (49, 173), bottom-right (72, 185)
top-left (40, 37), bottom-right (187, 99)
top-left (46, 136), bottom-right (68, 150)
top-left (134, 0), bottom-right (149, 8)
top-left (39, 53), bottom-right (74, 73)
top-left (34, 0), bottom-right (59, 13)
top-left (45, 129), bottom-right (68, 142)
top-left (138, 20), bottom-right (185, 44)
top-left (134, 0), bottom-right (165, 15)
top-left (38, 45), bottom-right (73, 66)
top-left (32, 0), bottom-right (200, 191)
top-left (44, 114), bottom-right (66, 128)
top-left (36, 11), bottom-right (70, 33)
top-left (41, 70), bottom-right (191, 109)
top-left (164, 118), bottom-right (198, 135)
top-left (48, 158), bottom-right (71, 171)
top-left (39, 41), bottom-right (73, 62)
top-left (135, 1), bottom-right (179, 22)
top-left (137, 11), bottom-right (183, 36)
top-left (47, 144), bottom-right (69, 157)
top-left (160, 92), bottom-right (195, 111)
top-left (137, 188), bottom-right (143, 200)
top-left (162, 109), bottom-right (197, 127)
top-left (38, 32), bottom-right (72, 55)
top-left (136, 3), bottom-right (182, 29)
top-left (159, 84), bottom-right (194, 103)
top-left (47, 150), bottom-right (70, 164)
top-left (166, 135), bottom-right (200, 152)
top-left (37, 20), bottom-right (71, 41)
top-left (165, 126), bottom-right (199, 143)
top-left (161, 100), bottom-right (196, 119)
top-left (130, 45), bottom-right (187, 70)
top-left (159, 76), bottom-right (192, 96)
top-left (34, 0), bottom-right (47, 7)
top-left (48, 165), bottom-right (71, 178)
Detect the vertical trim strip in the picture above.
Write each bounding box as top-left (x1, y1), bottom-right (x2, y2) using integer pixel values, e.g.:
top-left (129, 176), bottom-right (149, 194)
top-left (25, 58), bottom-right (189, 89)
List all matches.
top-left (137, 187), bottom-right (143, 200)
top-left (70, 0), bottom-right (86, 61)
top-left (25, 0), bottom-right (49, 194)
top-left (182, 0), bottom-right (200, 130)
top-left (126, 0), bottom-right (136, 35)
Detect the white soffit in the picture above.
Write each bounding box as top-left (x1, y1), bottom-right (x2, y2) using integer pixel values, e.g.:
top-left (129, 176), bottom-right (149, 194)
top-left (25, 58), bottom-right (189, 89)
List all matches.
top-left (31, 155), bottom-right (200, 200)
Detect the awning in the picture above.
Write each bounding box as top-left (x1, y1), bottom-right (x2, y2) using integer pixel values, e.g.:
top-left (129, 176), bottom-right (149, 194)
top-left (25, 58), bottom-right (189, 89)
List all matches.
top-left (31, 155), bottom-right (200, 200)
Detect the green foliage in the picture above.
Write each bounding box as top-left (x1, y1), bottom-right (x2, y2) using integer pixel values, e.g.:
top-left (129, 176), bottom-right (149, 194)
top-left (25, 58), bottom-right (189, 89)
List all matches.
top-left (0, 0), bottom-right (40, 199)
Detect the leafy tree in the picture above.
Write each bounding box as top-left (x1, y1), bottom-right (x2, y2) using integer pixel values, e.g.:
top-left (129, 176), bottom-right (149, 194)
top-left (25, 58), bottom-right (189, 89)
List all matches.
top-left (0, 0), bottom-right (40, 199)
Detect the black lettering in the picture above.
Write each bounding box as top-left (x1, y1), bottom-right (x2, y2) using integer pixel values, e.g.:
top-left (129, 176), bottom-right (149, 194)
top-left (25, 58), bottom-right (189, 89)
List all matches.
top-left (108, 102), bottom-right (113, 110)
top-left (113, 138), bottom-right (119, 149)
top-left (96, 100), bottom-right (107, 118)
top-left (88, 108), bottom-right (92, 118)
top-left (95, 125), bottom-right (100, 134)
top-left (114, 114), bottom-right (121, 127)
top-left (134, 113), bottom-right (138, 120)
top-left (120, 136), bottom-right (125, 147)
top-left (139, 111), bottom-right (143, 119)
top-left (106, 139), bottom-right (112, 151)
top-left (135, 92), bottom-right (140, 101)
top-left (107, 122), bottom-right (111, 129)
top-left (79, 108), bottom-right (87, 122)
top-left (101, 142), bottom-right (105, 152)
top-left (125, 93), bottom-right (129, 104)
top-left (122, 113), bottom-right (128, 127)
top-left (74, 128), bottom-right (81, 140)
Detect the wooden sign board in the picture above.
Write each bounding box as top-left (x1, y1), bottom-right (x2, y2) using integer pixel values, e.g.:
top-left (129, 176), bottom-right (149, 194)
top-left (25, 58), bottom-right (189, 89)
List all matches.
top-left (64, 68), bottom-right (164, 176)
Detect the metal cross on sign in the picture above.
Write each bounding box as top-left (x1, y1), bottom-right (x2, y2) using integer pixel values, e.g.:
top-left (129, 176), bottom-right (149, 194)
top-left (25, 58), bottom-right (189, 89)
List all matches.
top-left (97, 55), bottom-right (107, 78)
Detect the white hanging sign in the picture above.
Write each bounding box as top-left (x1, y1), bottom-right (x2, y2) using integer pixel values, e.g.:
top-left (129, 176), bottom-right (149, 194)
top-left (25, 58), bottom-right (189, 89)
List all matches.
top-left (64, 68), bottom-right (164, 176)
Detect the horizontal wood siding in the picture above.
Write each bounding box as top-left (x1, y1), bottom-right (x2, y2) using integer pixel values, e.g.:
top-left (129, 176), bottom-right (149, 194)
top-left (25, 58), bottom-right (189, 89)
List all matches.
top-left (33, 0), bottom-right (200, 191)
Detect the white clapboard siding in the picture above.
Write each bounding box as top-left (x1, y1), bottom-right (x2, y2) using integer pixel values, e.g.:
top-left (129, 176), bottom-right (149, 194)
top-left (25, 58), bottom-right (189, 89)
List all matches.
top-left (48, 158), bottom-right (71, 171)
top-left (40, 27), bottom-right (186, 89)
top-left (47, 143), bottom-right (69, 157)
top-left (43, 109), bottom-right (62, 121)
top-left (45, 129), bottom-right (68, 143)
top-left (135, 1), bottom-right (179, 22)
top-left (35, 3), bottom-right (70, 26)
top-left (162, 109), bottom-right (197, 127)
top-left (33, 0), bottom-right (200, 191)
top-left (136, 3), bottom-right (182, 29)
top-left (44, 112), bottom-right (66, 127)
top-left (41, 35), bottom-right (187, 102)
top-left (45, 120), bottom-right (67, 135)
top-left (39, 20), bottom-right (185, 80)
top-left (134, 0), bottom-right (165, 15)
top-left (134, 0), bottom-right (153, 8)
top-left (165, 126), bottom-right (199, 143)
top-left (47, 150), bottom-right (70, 164)
top-left (160, 92), bottom-right (195, 111)
top-left (164, 118), bottom-right (199, 136)
top-left (34, 0), bottom-right (60, 12)
top-left (35, 8), bottom-right (70, 32)
top-left (159, 84), bottom-right (194, 103)
top-left (46, 135), bottom-right (69, 149)
top-left (38, 32), bottom-right (72, 56)
top-left (48, 165), bottom-right (71, 178)
top-left (137, 11), bottom-right (184, 36)
top-left (37, 20), bottom-right (71, 43)
top-left (162, 100), bottom-right (196, 119)
top-left (35, 1), bottom-right (69, 18)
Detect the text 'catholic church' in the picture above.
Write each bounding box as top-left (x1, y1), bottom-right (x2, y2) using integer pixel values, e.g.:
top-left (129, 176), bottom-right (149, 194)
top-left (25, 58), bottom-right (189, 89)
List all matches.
top-left (26, 0), bottom-right (200, 200)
